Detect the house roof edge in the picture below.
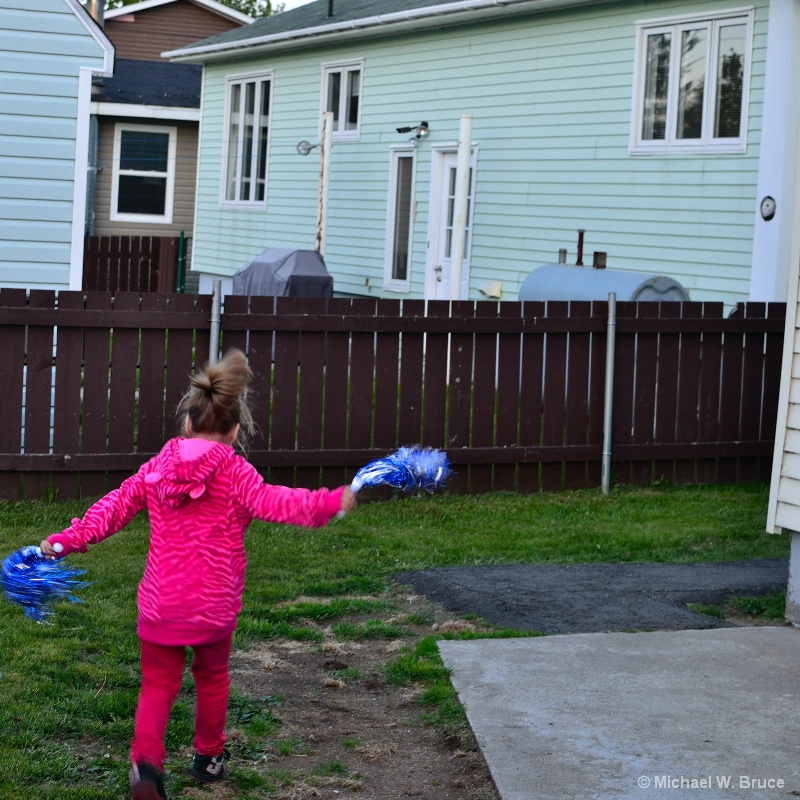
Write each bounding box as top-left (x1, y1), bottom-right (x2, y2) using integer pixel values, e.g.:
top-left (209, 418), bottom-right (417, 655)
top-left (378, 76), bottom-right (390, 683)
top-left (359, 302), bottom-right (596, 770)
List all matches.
top-left (164, 0), bottom-right (604, 63)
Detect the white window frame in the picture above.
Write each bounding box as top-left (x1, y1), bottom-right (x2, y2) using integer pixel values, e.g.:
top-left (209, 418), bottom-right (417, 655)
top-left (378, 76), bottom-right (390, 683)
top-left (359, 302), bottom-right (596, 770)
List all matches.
top-left (220, 71), bottom-right (273, 208)
top-left (630, 8), bottom-right (753, 155)
top-left (383, 146), bottom-right (417, 293)
top-left (110, 122), bottom-right (176, 224)
top-left (321, 59), bottom-right (363, 142)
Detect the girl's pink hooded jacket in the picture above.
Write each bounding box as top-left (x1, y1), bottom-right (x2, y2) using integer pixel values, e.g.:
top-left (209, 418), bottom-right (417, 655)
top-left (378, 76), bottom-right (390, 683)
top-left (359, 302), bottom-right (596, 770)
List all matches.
top-left (48, 437), bottom-right (344, 646)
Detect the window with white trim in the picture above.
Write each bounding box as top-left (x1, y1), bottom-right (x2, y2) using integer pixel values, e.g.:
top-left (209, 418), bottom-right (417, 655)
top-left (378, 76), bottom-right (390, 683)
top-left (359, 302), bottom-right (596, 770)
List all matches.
top-left (223, 74), bottom-right (271, 205)
top-left (323, 61), bottom-right (362, 140)
top-left (111, 123), bottom-right (176, 223)
top-left (631, 10), bottom-right (751, 154)
top-left (384, 148), bottom-right (416, 292)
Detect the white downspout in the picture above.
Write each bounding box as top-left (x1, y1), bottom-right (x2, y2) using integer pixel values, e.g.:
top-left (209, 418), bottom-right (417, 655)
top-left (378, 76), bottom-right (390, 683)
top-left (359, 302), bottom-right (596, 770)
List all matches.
top-left (449, 115), bottom-right (472, 301)
top-left (317, 111), bottom-right (333, 257)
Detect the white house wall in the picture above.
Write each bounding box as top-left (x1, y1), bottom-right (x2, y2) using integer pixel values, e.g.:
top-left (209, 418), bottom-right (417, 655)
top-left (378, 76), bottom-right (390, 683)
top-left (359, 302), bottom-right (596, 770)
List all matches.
top-left (192, 0), bottom-right (769, 305)
top-left (0, 0), bottom-right (111, 291)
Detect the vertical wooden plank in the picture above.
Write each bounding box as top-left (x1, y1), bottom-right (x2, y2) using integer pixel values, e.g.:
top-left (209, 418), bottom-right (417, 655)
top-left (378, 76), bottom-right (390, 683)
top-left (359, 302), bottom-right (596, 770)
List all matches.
top-left (373, 299), bottom-right (401, 453)
top-left (23, 291), bottom-right (57, 500)
top-left (321, 297), bottom-right (350, 488)
top-left (674, 303), bottom-right (702, 484)
top-left (80, 292), bottom-right (114, 497)
top-left (563, 301), bottom-right (592, 490)
top-left (110, 236), bottom-right (123, 294)
top-left (107, 292), bottom-right (141, 490)
top-left (52, 291), bottom-right (85, 500)
top-left (296, 297), bottom-right (327, 489)
top-left (0, 289), bottom-right (27, 499)
top-left (652, 302), bottom-right (681, 485)
top-left (244, 295), bottom-right (275, 456)
top-left (738, 303), bottom-right (766, 482)
top-left (163, 293), bottom-right (199, 435)
top-left (194, 292), bottom-right (213, 374)
top-left (470, 302), bottom-right (500, 494)
top-left (612, 302), bottom-right (637, 486)
top-left (694, 303), bottom-right (723, 484)
top-left (156, 237), bottom-right (177, 293)
top-left (422, 301), bottom-right (449, 450)
top-left (518, 301), bottom-right (545, 493)
top-left (585, 300), bottom-right (607, 488)
top-left (270, 296), bottom-right (301, 487)
top-left (494, 302), bottom-right (522, 492)
top-left (540, 301), bottom-right (569, 491)
top-left (347, 298), bottom-right (377, 488)
top-left (446, 300), bottom-right (474, 494)
top-left (138, 294), bottom-right (168, 454)
top-left (718, 304), bottom-right (746, 483)
top-left (219, 293), bottom-right (249, 357)
top-left (398, 299), bottom-right (425, 447)
top-left (629, 302), bottom-right (659, 486)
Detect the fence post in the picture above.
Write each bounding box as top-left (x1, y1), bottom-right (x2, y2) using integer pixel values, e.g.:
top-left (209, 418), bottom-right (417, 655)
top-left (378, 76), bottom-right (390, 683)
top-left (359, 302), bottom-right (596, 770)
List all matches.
top-left (209, 279), bottom-right (222, 364)
top-left (601, 292), bottom-right (616, 495)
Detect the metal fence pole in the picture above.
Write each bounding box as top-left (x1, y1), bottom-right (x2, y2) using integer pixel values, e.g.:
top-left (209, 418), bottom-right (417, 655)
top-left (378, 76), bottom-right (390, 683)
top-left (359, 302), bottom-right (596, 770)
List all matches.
top-left (209, 279), bottom-right (222, 365)
top-left (601, 292), bottom-right (617, 495)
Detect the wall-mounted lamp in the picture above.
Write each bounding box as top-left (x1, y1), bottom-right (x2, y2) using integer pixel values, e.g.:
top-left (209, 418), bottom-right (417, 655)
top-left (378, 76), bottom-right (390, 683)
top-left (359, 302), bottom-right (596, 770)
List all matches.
top-left (396, 121), bottom-right (429, 140)
top-left (296, 140), bottom-right (319, 156)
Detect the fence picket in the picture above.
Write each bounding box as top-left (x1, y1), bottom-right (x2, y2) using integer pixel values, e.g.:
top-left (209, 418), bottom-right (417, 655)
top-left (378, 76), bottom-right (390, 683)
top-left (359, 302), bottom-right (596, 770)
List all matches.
top-left (0, 289), bottom-right (27, 499)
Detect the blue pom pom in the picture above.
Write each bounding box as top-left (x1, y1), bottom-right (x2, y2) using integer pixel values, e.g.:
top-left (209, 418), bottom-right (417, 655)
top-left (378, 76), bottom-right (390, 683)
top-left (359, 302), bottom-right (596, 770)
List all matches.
top-left (351, 447), bottom-right (451, 494)
top-left (1, 546), bottom-right (89, 622)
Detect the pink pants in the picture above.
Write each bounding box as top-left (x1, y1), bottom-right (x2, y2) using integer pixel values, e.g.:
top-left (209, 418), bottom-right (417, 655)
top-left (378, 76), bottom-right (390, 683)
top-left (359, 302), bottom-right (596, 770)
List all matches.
top-left (130, 636), bottom-right (233, 771)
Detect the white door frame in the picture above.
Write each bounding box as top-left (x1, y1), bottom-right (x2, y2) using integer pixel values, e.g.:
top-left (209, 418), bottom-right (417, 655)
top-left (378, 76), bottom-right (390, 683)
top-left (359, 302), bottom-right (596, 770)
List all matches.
top-left (425, 143), bottom-right (478, 301)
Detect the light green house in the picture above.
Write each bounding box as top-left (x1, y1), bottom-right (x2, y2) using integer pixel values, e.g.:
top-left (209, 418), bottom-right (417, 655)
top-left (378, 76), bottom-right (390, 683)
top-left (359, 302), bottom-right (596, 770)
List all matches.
top-left (168, 0), bottom-right (800, 308)
top-left (0, 0), bottom-right (113, 291)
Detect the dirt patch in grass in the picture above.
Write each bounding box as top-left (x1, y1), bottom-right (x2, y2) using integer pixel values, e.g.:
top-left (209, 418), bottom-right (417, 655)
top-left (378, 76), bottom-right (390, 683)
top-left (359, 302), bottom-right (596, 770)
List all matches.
top-left (177, 591), bottom-right (500, 800)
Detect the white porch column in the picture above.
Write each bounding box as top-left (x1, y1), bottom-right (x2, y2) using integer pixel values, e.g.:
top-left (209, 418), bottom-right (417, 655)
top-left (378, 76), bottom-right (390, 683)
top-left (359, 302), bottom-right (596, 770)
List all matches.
top-left (750, 0), bottom-right (800, 302)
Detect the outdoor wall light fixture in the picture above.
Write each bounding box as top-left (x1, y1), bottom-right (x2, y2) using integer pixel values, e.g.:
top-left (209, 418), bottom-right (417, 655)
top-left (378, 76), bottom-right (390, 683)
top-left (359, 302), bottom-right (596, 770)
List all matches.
top-left (296, 140), bottom-right (319, 156)
top-left (396, 121), bottom-right (429, 140)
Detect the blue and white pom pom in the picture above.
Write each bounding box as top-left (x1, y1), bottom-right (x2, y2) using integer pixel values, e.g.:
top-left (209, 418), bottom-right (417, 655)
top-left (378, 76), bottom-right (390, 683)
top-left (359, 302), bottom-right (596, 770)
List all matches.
top-left (350, 446), bottom-right (451, 494)
top-left (1, 545), bottom-right (88, 622)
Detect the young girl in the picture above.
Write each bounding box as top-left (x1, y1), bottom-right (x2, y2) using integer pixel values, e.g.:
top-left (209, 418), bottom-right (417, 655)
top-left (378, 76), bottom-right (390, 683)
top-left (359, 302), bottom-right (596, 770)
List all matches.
top-left (41, 348), bottom-right (356, 800)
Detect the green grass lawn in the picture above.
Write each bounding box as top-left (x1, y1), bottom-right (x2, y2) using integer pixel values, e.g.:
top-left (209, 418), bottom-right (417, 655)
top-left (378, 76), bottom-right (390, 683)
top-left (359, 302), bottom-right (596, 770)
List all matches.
top-left (0, 484), bottom-right (789, 799)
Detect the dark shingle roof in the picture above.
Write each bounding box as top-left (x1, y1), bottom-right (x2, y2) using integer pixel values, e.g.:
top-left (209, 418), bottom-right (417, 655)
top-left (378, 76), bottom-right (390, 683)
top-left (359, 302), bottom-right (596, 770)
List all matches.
top-left (100, 58), bottom-right (202, 108)
top-left (169, 0), bottom-right (478, 54)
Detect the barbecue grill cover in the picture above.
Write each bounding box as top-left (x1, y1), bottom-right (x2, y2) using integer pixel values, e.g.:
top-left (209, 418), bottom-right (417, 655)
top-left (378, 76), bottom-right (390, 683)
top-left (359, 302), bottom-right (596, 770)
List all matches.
top-left (232, 248), bottom-right (333, 297)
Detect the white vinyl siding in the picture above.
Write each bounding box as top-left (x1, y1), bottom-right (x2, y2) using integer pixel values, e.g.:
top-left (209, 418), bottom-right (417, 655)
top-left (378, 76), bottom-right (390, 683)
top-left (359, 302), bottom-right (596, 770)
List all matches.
top-left (631, 9), bottom-right (753, 155)
top-left (110, 123), bottom-right (176, 224)
top-left (384, 147), bottom-right (416, 292)
top-left (191, 0), bottom-right (768, 307)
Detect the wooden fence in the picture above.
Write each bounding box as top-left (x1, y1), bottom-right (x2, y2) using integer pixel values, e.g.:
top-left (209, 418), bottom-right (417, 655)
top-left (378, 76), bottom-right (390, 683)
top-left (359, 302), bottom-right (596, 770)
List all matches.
top-left (0, 290), bottom-right (786, 500)
top-left (83, 236), bottom-right (178, 293)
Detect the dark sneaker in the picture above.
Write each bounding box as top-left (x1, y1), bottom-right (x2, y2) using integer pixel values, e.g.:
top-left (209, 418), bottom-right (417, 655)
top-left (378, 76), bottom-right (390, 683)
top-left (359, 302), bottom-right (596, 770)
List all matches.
top-left (129, 762), bottom-right (167, 800)
top-left (190, 748), bottom-right (229, 783)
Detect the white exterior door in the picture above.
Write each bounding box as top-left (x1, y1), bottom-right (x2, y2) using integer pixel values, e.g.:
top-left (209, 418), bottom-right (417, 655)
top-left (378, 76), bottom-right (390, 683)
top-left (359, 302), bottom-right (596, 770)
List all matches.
top-left (426, 150), bottom-right (474, 300)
